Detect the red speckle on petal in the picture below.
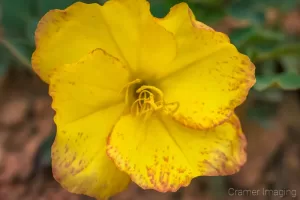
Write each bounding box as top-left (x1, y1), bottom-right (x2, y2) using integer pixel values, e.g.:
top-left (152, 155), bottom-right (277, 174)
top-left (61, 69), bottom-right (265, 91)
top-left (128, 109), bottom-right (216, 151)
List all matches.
top-left (163, 156), bottom-right (169, 162)
top-left (146, 166), bottom-right (156, 186)
top-left (177, 167), bottom-right (186, 174)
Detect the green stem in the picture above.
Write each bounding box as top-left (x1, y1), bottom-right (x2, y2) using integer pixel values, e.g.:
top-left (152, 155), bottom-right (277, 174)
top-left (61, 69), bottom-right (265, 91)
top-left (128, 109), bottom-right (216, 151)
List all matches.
top-left (1, 39), bottom-right (31, 68)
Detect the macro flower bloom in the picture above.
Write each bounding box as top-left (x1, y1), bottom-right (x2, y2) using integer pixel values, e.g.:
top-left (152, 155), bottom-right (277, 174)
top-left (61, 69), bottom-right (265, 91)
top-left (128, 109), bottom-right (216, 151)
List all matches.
top-left (31, 0), bottom-right (255, 199)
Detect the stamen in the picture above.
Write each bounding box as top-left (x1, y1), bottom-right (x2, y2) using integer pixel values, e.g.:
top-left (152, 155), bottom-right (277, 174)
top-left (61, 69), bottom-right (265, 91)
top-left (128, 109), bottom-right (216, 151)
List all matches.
top-left (121, 79), bottom-right (142, 105)
top-left (136, 85), bottom-right (164, 99)
top-left (122, 80), bottom-right (179, 118)
top-left (131, 85), bottom-right (169, 118)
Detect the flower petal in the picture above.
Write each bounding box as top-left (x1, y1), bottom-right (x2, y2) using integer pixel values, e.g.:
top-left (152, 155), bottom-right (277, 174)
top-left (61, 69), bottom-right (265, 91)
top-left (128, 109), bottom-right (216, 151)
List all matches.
top-left (52, 104), bottom-right (130, 199)
top-left (101, 0), bottom-right (176, 79)
top-left (50, 48), bottom-right (129, 125)
top-left (50, 49), bottom-right (130, 199)
top-left (32, 0), bottom-right (176, 83)
top-left (32, 2), bottom-right (126, 83)
top-left (155, 2), bottom-right (213, 34)
top-left (107, 113), bottom-right (246, 192)
top-left (155, 3), bottom-right (255, 129)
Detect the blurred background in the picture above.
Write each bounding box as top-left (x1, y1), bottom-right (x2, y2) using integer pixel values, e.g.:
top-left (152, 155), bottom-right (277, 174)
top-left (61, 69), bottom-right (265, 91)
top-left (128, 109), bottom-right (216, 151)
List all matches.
top-left (0, 0), bottom-right (300, 199)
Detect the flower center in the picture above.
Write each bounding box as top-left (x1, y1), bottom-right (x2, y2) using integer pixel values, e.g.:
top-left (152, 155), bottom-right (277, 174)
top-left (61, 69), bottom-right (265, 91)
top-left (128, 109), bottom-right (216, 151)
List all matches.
top-left (123, 79), bottom-right (179, 119)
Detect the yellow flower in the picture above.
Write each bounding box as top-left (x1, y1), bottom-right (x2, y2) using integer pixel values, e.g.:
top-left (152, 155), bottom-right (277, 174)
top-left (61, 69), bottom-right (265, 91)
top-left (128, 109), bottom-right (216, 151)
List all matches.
top-left (31, 0), bottom-right (255, 199)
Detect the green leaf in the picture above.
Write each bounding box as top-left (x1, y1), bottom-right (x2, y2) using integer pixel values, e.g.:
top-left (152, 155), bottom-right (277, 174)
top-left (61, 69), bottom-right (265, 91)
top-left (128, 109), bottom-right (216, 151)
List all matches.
top-left (1, 0), bottom-right (31, 37)
top-left (254, 43), bottom-right (300, 63)
top-left (230, 27), bottom-right (285, 50)
top-left (262, 60), bottom-right (277, 75)
top-left (150, 0), bottom-right (188, 18)
top-left (245, 47), bottom-right (259, 61)
top-left (0, 45), bottom-right (10, 76)
top-left (229, 26), bottom-right (254, 48)
top-left (254, 73), bottom-right (300, 91)
top-left (194, 6), bottom-right (226, 25)
top-left (26, 18), bottom-right (39, 45)
top-left (229, 26), bottom-right (286, 61)
top-left (226, 0), bottom-right (265, 25)
top-left (254, 75), bottom-right (276, 91)
top-left (37, 0), bottom-right (78, 16)
top-left (276, 73), bottom-right (300, 90)
top-left (280, 56), bottom-right (300, 74)
top-left (226, 0), bottom-right (298, 24)
top-left (150, 0), bottom-right (225, 24)
top-left (150, 0), bottom-right (173, 18)
top-left (187, 0), bottom-right (224, 7)
top-left (241, 29), bottom-right (285, 51)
